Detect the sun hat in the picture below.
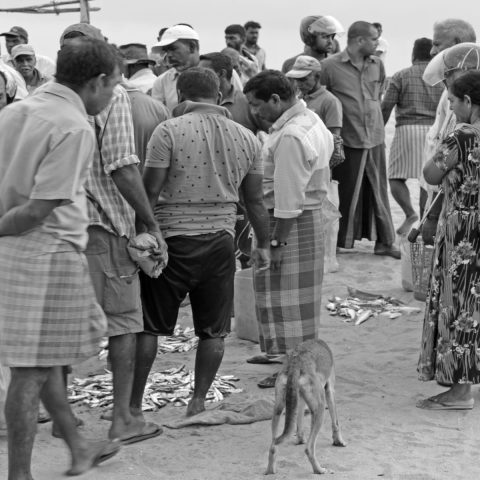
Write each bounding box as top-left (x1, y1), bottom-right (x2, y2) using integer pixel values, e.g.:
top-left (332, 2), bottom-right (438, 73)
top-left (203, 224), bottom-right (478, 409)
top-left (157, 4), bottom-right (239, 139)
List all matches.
top-left (157, 25), bottom-right (199, 47)
top-left (118, 43), bottom-right (155, 65)
top-left (286, 55), bottom-right (322, 79)
top-left (423, 43), bottom-right (480, 86)
top-left (0, 26), bottom-right (28, 42)
top-left (11, 44), bottom-right (35, 59)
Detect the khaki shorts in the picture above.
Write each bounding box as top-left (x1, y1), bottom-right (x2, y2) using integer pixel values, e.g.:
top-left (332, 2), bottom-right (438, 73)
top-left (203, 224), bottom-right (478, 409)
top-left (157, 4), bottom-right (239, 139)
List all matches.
top-left (85, 226), bottom-right (143, 337)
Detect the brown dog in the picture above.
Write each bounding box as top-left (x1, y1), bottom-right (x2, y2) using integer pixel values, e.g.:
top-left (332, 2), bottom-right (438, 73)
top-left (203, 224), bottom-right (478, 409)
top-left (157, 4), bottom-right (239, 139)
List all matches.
top-left (265, 339), bottom-right (346, 475)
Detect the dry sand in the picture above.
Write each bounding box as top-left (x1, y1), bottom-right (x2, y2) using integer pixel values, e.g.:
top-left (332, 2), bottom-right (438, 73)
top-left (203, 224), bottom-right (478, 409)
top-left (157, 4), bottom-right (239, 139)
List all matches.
top-left (1, 121), bottom-right (478, 480)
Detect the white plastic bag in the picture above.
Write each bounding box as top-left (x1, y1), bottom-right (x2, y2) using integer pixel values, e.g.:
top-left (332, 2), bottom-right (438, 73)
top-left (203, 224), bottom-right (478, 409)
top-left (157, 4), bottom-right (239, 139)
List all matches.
top-left (324, 180), bottom-right (341, 273)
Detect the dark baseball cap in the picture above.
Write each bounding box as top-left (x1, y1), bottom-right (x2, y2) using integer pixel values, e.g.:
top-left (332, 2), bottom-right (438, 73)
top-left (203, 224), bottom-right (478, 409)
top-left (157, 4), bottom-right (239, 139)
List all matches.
top-left (0, 26), bottom-right (28, 42)
top-left (60, 23), bottom-right (104, 46)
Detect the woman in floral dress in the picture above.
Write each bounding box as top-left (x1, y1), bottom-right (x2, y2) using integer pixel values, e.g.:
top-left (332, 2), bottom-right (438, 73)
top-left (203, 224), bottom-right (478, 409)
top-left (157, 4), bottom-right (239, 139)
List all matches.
top-left (417, 70), bottom-right (480, 410)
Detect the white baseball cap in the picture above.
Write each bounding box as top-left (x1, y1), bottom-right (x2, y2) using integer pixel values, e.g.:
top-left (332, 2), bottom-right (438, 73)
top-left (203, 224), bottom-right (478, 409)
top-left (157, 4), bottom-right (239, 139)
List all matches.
top-left (158, 25), bottom-right (199, 47)
top-left (286, 55), bottom-right (322, 79)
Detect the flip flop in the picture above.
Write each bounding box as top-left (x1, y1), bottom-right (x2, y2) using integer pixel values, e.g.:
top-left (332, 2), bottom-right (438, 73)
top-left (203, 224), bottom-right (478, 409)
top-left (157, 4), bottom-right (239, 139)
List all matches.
top-left (120, 422), bottom-right (163, 445)
top-left (66, 439), bottom-right (120, 476)
top-left (37, 410), bottom-right (51, 424)
top-left (416, 398), bottom-right (474, 410)
top-left (246, 355), bottom-right (283, 365)
top-left (257, 373), bottom-right (278, 389)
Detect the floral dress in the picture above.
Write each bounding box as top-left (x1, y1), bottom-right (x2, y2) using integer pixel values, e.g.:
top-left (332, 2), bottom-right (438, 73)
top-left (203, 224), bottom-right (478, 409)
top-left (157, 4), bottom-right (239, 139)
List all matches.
top-left (418, 121), bottom-right (480, 384)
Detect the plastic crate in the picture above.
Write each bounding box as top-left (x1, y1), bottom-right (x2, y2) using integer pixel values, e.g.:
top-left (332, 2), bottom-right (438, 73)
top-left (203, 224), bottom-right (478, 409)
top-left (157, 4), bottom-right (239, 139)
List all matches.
top-left (410, 237), bottom-right (434, 302)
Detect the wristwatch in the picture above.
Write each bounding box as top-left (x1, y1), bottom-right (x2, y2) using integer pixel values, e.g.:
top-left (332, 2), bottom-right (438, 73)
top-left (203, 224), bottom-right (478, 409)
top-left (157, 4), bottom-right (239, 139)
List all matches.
top-left (270, 239), bottom-right (287, 248)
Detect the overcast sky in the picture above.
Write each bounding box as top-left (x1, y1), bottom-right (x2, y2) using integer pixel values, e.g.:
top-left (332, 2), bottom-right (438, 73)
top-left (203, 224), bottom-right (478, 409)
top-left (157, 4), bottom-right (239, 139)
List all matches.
top-left (1, 0), bottom-right (479, 74)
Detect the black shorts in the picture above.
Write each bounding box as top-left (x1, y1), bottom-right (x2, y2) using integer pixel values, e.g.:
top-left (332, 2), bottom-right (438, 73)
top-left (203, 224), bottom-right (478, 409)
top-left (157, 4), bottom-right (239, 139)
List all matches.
top-left (140, 231), bottom-right (235, 339)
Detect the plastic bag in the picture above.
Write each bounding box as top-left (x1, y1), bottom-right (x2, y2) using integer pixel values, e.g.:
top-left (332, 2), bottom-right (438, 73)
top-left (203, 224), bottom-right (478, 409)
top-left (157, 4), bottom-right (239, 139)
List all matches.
top-left (324, 180), bottom-right (341, 273)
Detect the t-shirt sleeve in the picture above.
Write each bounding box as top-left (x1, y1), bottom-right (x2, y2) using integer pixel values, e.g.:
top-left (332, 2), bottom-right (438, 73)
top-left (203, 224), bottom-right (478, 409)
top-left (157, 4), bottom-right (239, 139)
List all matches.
top-left (145, 123), bottom-right (173, 169)
top-left (31, 128), bottom-right (95, 203)
top-left (322, 96), bottom-right (343, 129)
top-left (245, 137), bottom-right (264, 175)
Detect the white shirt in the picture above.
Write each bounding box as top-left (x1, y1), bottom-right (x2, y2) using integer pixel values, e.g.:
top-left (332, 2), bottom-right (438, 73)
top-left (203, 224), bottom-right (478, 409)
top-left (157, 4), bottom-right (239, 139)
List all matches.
top-left (128, 68), bottom-right (157, 95)
top-left (2, 53), bottom-right (56, 77)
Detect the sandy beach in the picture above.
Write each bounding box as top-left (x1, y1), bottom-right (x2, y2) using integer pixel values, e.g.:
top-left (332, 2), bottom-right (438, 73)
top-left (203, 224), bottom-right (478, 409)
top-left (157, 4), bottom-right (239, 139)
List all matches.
top-left (1, 122), bottom-right (478, 480)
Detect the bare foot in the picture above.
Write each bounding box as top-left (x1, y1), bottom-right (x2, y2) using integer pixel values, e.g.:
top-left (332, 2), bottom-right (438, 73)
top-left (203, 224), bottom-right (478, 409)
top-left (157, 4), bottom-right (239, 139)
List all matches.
top-left (66, 439), bottom-right (120, 476)
top-left (186, 398), bottom-right (205, 417)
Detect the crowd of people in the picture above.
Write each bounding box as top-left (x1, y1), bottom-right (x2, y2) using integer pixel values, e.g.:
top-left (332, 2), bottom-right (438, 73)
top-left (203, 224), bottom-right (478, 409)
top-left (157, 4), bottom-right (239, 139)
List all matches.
top-left (0, 12), bottom-right (480, 479)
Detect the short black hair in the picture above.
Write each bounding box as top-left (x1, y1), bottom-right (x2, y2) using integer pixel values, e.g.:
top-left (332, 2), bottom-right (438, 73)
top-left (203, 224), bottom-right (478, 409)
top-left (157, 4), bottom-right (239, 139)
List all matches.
top-left (225, 24), bottom-right (246, 38)
top-left (199, 52), bottom-right (233, 80)
top-left (451, 70), bottom-right (480, 106)
top-left (243, 70), bottom-right (295, 102)
top-left (372, 22), bottom-right (382, 30)
top-left (348, 21), bottom-right (375, 41)
top-left (244, 21), bottom-right (261, 30)
top-left (56, 37), bottom-right (119, 87)
top-left (412, 38), bottom-right (433, 62)
top-left (177, 67), bottom-right (220, 101)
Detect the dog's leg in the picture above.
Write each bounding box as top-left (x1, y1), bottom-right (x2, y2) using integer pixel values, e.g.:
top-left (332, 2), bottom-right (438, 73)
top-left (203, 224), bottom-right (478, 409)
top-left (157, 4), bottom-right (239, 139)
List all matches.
top-left (325, 369), bottom-right (346, 447)
top-left (296, 396), bottom-right (306, 445)
top-left (265, 373), bottom-right (287, 475)
top-left (302, 378), bottom-right (329, 474)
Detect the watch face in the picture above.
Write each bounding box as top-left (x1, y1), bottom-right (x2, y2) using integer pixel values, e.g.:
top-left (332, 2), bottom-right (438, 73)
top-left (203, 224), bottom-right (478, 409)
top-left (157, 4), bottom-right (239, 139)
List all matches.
top-left (270, 239), bottom-right (279, 247)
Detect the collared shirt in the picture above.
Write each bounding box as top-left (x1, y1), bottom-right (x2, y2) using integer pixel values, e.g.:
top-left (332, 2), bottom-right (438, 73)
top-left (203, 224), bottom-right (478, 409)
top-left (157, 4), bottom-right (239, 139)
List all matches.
top-left (302, 86), bottom-right (342, 130)
top-left (25, 68), bottom-right (51, 94)
top-left (244, 44), bottom-right (266, 70)
top-left (320, 49), bottom-right (385, 148)
top-left (123, 82), bottom-right (170, 169)
top-left (0, 82), bottom-right (95, 249)
top-left (2, 53), bottom-right (56, 77)
top-left (151, 67), bottom-right (179, 111)
top-left (84, 84), bottom-right (140, 239)
top-left (129, 68), bottom-right (157, 95)
top-left (262, 101), bottom-right (333, 218)
top-left (220, 87), bottom-right (258, 133)
top-left (381, 61), bottom-right (443, 127)
top-left (145, 100), bottom-right (263, 238)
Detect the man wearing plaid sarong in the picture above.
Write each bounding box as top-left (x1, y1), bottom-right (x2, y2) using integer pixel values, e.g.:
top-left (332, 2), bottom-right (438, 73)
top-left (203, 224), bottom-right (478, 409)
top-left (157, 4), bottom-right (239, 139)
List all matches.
top-left (244, 70), bottom-right (333, 388)
top-left (0, 38), bottom-right (121, 478)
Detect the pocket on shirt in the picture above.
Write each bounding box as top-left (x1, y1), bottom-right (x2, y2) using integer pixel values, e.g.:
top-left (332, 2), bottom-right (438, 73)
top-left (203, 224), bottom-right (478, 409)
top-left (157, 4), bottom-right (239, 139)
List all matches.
top-left (103, 268), bottom-right (140, 315)
top-left (365, 80), bottom-right (381, 100)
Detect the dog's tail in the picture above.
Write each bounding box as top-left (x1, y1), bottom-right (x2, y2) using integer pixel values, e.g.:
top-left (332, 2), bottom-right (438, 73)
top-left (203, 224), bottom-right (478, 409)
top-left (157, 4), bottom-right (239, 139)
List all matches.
top-left (275, 363), bottom-right (300, 444)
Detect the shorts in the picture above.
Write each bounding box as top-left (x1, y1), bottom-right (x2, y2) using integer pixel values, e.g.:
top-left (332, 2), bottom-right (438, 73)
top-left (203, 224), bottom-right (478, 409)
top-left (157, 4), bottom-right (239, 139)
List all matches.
top-left (85, 226), bottom-right (143, 337)
top-left (140, 231), bottom-right (235, 339)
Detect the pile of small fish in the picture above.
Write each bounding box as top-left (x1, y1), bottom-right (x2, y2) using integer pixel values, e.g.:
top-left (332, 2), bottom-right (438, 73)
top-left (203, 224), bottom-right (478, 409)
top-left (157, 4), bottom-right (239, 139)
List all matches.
top-left (157, 325), bottom-right (198, 354)
top-left (66, 365), bottom-right (242, 411)
top-left (97, 325), bottom-right (198, 361)
top-left (326, 287), bottom-right (421, 325)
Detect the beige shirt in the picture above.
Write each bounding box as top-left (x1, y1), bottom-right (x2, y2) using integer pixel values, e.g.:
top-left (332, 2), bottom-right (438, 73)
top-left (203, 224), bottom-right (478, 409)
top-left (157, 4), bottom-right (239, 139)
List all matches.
top-left (0, 83), bottom-right (95, 249)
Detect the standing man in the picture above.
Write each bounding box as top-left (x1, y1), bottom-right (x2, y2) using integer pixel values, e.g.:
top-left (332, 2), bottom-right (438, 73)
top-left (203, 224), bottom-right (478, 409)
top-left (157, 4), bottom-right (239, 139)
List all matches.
top-left (151, 25), bottom-right (200, 111)
top-left (244, 21), bottom-right (266, 70)
top-left (131, 67), bottom-right (270, 417)
top-left (372, 22), bottom-right (389, 65)
top-left (282, 15), bottom-right (343, 73)
top-left (381, 38), bottom-right (443, 235)
top-left (198, 52), bottom-right (258, 132)
top-left (321, 21), bottom-right (398, 257)
top-left (11, 44), bottom-right (52, 94)
top-left (0, 25), bottom-right (56, 76)
top-left (119, 43), bottom-right (157, 95)
top-left (244, 71), bottom-right (333, 386)
top-left (285, 55), bottom-right (342, 136)
top-left (60, 23), bottom-right (167, 444)
top-left (224, 24), bottom-right (259, 84)
top-left (0, 37), bottom-right (121, 479)
top-left (420, 19), bottom-right (476, 243)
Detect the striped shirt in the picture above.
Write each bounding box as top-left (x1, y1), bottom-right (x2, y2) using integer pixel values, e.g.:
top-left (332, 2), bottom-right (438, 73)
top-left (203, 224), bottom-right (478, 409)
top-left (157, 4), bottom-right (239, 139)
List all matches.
top-left (85, 84), bottom-right (139, 239)
top-left (381, 61), bottom-right (444, 126)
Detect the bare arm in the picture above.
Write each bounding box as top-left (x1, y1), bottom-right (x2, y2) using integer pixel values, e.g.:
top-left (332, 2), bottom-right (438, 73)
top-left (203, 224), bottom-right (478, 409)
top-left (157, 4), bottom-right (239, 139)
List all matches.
top-left (0, 199), bottom-right (62, 236)
top-left (142, 166), bottom-right (169, 211)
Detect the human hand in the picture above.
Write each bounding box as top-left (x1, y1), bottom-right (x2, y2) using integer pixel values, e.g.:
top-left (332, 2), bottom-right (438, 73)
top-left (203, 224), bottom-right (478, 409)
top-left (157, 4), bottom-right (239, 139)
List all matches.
top-left (421, 217), bottom-right (438, 246)
top-left (148, 230), bottom-right (169, 267)
top-left (250, 247), bottom-right (270, 272)
top-left (270, 247), bottom-right (284, 271)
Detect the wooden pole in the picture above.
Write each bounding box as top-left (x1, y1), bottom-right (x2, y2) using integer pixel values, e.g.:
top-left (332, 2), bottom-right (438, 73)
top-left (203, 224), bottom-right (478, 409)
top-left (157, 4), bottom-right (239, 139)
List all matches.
top-left (79, 0), bottom-right (90, 23)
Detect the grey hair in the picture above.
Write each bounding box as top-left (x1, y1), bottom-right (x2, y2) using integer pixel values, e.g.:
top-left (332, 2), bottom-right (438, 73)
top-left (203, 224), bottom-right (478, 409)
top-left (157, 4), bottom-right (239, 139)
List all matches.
top-left (434, 19), bottom-right (476, 44)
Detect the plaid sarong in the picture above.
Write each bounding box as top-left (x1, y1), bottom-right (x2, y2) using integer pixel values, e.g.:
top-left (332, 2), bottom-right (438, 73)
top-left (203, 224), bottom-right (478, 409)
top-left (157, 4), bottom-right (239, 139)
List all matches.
top-left (253, 209), bottom-right (324, 355)
top-left (0, 231), bottom-right (107, 367)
